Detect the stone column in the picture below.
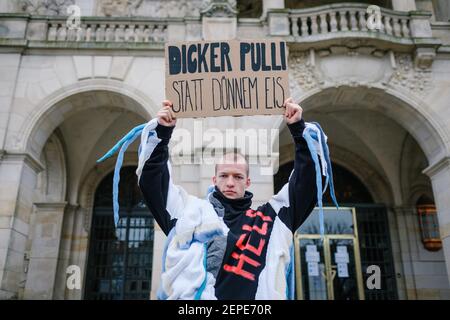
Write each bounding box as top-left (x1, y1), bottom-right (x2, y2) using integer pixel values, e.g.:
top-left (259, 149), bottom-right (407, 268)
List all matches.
top-left (432, 0), bottom-right (450, 22)
top-left (23, 202), bottom-right (67, 299)
top-left (263, 0), bottom-right (288, 34)
top-left (393, 206), bottom-right (419, 299)
top-left (201, 1), bottom-right (237, 40)
top-left (53, 204), bottom-right (78, 300)
top-left (409, 10), bottom-right (436, 69)
top-left (387, 207), bottom-right (408, 300)
top-left (65, 205), bottom-right (89, 300)
top-left (392, 0), bottom-right (417, 11)
top-left (0, 52), bottom-right (22, 153)
top-left (202, 16), bottom-right (236, 40)
top-left (262, 0), bottom-right (285, 16)
top-left (0, 153), bottom-right (43, 299)
top-left (423, 157), bottom-right (450, 286)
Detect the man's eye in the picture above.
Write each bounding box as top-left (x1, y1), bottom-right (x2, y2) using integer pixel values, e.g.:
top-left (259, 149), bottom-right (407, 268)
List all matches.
top-left (236, 176), bottom-right (243, 180)
top-left (220, 175), bottom-right (226, 178)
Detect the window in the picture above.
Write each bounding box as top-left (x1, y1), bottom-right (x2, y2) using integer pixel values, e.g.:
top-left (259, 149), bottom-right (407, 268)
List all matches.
top-left (275, 161), bottom-right (398, 299)
top-left (84, 166), bottom-right (154, 300)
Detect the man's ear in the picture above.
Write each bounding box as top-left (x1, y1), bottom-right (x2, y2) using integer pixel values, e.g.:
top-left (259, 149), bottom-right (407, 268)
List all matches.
top-left (246, 177), bottom-right (251, 188)
top-left (212, 176), bottom-right (217, 185)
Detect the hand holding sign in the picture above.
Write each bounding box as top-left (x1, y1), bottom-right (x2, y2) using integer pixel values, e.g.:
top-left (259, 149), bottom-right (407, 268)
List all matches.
top-left (157, 100), bottom-right (177, 127)
top-left (283, 97), bottom-right (303, 124)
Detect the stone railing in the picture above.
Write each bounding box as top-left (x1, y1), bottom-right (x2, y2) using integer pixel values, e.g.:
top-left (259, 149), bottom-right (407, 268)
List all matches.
top-left (264, 3), bottom-right (439, 68)
top-left (289, 4), bottom-right (411, 38)
top-left (46, 18), bottom-right (168, 43)
top-left (0, 6), bottom-right (439, 59)
top-left (267, 3), bottom-right (436, 44)
top-left (0, 13), bottom-right (196, 50)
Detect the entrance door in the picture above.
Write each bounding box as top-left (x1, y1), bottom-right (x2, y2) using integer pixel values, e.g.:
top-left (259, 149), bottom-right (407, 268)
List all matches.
top-left (84, 166), bottom-right (154, 300)
top-left (294, 208), bottom-right (365, 300)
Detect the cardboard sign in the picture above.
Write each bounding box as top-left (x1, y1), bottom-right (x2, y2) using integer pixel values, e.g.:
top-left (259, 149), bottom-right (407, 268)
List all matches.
top-left (165, 39), bottom-right (290, 118)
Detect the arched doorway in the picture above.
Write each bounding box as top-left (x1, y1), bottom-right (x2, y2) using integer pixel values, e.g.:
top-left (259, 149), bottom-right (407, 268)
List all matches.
top-left (84, 166), bottom-right (154, 300)
top-left (16, 86), bottom-right (153, 299)
top-left (275, 161), bottom-right (398, 299)
top-left (12, 85), bottom-right (153, 299)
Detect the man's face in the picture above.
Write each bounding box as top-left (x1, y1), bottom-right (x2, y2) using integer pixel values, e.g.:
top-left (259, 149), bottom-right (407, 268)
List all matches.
top-left (213, 155), bottom-right (251, 199)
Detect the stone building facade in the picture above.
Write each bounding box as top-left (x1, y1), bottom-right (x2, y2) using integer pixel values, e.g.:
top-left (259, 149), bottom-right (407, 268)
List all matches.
top-left (0, 0), bottom-right (450, 299)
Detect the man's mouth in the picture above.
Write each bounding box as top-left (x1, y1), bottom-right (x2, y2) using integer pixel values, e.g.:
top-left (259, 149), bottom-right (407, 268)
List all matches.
top-left (224, 190), bottom-right (236, 195)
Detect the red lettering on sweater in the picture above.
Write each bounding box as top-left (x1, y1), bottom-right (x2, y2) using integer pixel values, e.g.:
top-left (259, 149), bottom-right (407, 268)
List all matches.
top-left (223, 209), bottom-right (273, 281)
top-left (236, 233), bottom-right (266, 256)
top-left (245, 209), bottom-right (273, 221)
top-left (223, 253), bottom-right (261, 281)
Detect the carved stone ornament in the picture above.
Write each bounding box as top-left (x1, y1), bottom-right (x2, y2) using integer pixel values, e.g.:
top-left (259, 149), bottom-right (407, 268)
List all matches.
top-left (96, 0), bottom-right (203, 17)
top-left (153, 0), bottom-right (203, 17)
top-left (96, 0), bottom-right (142, 17)
top-left (289, 51), bottom-right (323, 92)
top-left (20, 0), bottom-right (74, 15)
top-left (82, 206), bottom-right (91, 233)
top-left (200, 0), bottom-right (237, 17)
top-left (388, 53), bottom-right (432, 95)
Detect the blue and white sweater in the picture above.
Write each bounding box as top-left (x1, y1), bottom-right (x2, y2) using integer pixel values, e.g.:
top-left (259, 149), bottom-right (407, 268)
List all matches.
top-left (97, 116), bottom-right (337, 299)
top-left (138, 119), bottom-right (319, 300)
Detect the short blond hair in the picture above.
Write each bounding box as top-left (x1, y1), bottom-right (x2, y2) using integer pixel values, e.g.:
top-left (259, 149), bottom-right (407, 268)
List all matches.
top-left (215, 151), bottom-right (249, 177)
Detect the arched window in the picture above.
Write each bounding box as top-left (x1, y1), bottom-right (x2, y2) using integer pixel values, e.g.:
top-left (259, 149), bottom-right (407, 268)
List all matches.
top-left (84, 166), bottom-right (154, 300)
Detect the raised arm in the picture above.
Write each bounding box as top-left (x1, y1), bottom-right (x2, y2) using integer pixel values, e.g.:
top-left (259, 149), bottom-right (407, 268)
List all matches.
top-left (285, 119), bottom-right (318, 231)
top-left (268, 99), bottom-right (318, 232)
top-left (138, 101), bottom-right (177, 235)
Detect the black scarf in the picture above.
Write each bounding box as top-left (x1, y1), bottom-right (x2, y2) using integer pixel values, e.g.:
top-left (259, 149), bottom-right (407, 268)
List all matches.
top-left (211, 186), bottom-right (253, 229)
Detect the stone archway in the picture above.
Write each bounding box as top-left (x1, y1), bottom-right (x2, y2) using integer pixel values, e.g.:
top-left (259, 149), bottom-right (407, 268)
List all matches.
top-left (6, 79), bottom-right (157, 160)
top-left (17, 87), bottom-right (150, 300)
top-left (293, 85), bottom-right (448, 166)
top-left (36, 129), bottom-right (67, 203)
top-left (276, 84), bottom-right (450, 298)
top-left (24, 88), bottom-right (152, 160)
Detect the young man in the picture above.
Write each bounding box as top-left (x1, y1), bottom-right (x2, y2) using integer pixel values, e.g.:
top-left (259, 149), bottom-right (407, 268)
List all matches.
top-left (139, 98), bottom-right (318, 299)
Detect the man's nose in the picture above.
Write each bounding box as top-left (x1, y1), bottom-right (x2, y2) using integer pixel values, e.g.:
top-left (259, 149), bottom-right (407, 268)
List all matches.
top-left (226, 177), bottom-right (234, 187)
